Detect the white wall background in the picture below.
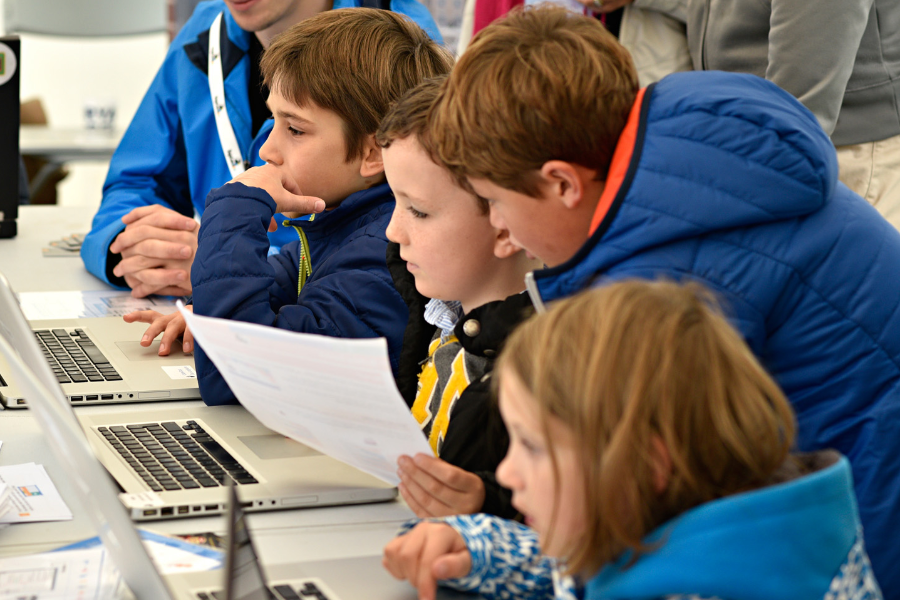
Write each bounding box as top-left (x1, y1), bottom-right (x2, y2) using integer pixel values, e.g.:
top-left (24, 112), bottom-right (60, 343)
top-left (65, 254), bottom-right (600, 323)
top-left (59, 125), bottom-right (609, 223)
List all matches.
top-left (2, 0), bottom-right (168, 209)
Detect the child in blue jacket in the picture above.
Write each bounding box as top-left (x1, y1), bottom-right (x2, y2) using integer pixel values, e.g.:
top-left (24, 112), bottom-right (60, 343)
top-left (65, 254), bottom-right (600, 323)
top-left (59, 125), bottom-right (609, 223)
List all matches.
top-left (127, 8), bottom-right (453, 404)
top-left (383, 281), bottom-right (882, 600)
top-left (428, 6), bottom-right (900, 593)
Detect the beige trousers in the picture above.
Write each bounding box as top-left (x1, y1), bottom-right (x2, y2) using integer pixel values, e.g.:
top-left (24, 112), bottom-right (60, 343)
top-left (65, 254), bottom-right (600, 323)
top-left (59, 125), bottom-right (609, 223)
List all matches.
top-left (836, 133), bottom-right (900, 231)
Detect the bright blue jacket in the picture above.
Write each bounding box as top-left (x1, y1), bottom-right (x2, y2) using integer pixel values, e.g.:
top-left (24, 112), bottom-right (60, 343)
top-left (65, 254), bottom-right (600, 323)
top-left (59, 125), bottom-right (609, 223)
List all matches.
top-left (81, 0), bottom-right (440, 285)
top-left (191, 181), bottom-right (408, 405)
top-left (526, 71), bottom-right (900, 596)
top-left (434, 456), bottom-right (881, 599)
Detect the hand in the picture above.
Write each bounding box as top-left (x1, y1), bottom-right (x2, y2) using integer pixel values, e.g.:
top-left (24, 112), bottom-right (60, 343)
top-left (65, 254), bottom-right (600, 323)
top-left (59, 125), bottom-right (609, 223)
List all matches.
top-left (109, 205), bottom-right (199, 298)
top-left (123, 306), bottom-right (194, 356)
top-left (231, 164), bottom-right (326, 223)
top-left (382, 522), bottom-right (471, 600)
top-left (397, 454), bottom-right (486, 517)
top-left (575, 0), bottom-right (633, 12)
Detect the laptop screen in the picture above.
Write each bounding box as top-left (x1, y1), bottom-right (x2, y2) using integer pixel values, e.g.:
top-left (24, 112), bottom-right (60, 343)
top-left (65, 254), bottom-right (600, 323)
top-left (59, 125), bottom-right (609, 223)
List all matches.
top-left (224, 482), bottom-right (273, 600)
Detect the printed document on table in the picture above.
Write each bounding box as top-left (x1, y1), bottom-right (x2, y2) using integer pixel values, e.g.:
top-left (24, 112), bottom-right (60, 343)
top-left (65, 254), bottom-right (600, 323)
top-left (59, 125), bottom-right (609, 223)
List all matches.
top-left (18, 290), bottom-right (179, 320)
top-left (0, 547), bottom-right (122, 599)
top-left (180, 305), bottom-right (433, 485)
top-left (0, 463), bottom-right (73, 524)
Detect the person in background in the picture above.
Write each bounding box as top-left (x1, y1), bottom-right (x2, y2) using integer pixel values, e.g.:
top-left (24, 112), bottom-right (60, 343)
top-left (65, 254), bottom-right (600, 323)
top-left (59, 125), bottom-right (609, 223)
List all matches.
top-left (378, 78), bottom-right (542, 519)
top-left (383, 281), bottom-right (882, 600)
top-left (81, 0), bottom-right (440, 298)
top-left (430, 6), bottom-right (900, 593)
top-left (585, 0), bottom-right (900, 230)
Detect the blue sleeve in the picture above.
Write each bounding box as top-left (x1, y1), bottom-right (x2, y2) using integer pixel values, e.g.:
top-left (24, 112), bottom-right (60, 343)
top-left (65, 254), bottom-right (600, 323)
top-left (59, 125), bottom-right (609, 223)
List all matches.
top-left (191, 183), bottom-right (408, 406)
top-left (81, 22), bottom-right (199, 286)
top-left (331, 0), bottom-right (443, 43)
top-left (398, 515), bottom-right (556, 600)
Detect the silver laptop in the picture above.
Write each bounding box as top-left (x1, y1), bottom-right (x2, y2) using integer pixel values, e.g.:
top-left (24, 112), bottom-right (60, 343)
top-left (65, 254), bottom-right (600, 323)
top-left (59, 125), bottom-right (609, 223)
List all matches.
top-left (0, 272), bottom-right (397, 521)
top-left (0, 325), bottom-right (464, 600)
top-left (0, 275), bottom-right (200, 408)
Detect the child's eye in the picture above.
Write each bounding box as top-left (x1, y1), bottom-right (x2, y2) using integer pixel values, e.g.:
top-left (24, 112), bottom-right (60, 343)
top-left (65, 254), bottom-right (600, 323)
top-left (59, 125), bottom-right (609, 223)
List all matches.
top-left (287, 126), bottom-right (304, 137)
top-left (408, 207), bottom-right (428, 219)
top-left (519, 436), bottom-right (543, 455)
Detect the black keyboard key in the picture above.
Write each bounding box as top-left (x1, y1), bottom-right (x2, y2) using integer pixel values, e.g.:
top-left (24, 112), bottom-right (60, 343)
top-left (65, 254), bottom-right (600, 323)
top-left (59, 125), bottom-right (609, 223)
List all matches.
top-left (70, 375), bottom-right (88, 383)
top-left (274, 585), bottom-right (302, 600)
top-left (78, 343), bottom-right (110, 365)
top-left (181, 481), bottom-right (201, 489)
top-left (236, 476), bottom-right (258, 484)
top-left (105, 375), bottom-right (123, 381)
top-left (148, 483), bottom-right (164, 492)
top-left (162, 422), bottom-right (182, 432)
top-left (52, 329), bottom-right (69, 338)
top-left (87, 375), bottom-right (105, 382)
top-left (161, 482), bottom-right (182, 491)
top-left (197, 478), bottom-right (219, 488)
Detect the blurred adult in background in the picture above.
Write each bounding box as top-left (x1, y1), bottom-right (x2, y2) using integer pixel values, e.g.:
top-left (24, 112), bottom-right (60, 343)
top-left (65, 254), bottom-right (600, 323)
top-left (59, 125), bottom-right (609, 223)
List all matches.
top-left (82, 0), bottom-right (440, 298)
top-left (587, 0), bottom-right (900, 231)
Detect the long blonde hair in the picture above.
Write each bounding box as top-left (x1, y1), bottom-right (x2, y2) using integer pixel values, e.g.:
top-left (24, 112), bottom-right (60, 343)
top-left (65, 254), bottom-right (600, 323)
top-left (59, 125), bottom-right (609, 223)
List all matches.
top-left (497, 280), bottom-right (795, 575)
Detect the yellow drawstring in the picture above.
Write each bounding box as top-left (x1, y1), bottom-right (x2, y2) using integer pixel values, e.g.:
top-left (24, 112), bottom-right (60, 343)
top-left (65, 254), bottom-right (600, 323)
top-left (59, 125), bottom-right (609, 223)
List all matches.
top-left (283, 219), bottom-right (313, 296)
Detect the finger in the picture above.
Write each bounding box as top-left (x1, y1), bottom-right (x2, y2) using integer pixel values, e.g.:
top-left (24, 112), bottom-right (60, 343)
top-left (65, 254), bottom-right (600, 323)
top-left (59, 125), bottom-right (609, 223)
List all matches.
top-left (112, 232), bottom-right (195, 260)
top-left (182, 327), bottom-right (194, 353)
top-left (274, 191), bottom-right (326, 216)
top-left (122, 205), bottom-right (198, 230)
top-left (126, 266), bottom-right (189, 289)
top-left (159, 316), bottom-right (186, 356)
top-left (123, 309), bottom-right (162, 324)
top-left (139, 317), bottom-right (171, 347)
top-left (399, 472), bottom-right (451, 517)
top-left (432, 551), bottom-right (472, 581)
top-left (268, 217), bottom-right (278, 233)
top-left (113, 254), bottom-right (165, 278)
top-left (415, 539), bottom-right (447, 600)
top-left (398, 482), bottom-right (432, 518)
top-left (412, 454), bottom-right (476, 492)
top-left (129, 280), bottom-right (168, 299)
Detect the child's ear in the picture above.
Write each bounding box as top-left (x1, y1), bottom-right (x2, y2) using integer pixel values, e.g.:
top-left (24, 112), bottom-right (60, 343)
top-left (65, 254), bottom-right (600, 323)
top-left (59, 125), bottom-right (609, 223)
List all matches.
top-left (538, 160), bottom-right (594, 210)
top-left (359, 135), bottom-right (384, 179)
top-left (493, 228), bottom-right (520, 259)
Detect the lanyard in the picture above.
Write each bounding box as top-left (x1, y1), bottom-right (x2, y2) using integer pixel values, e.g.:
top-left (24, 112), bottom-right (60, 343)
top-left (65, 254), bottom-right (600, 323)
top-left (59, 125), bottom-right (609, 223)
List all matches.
top-left (208, 12), bottom-right (247, 179)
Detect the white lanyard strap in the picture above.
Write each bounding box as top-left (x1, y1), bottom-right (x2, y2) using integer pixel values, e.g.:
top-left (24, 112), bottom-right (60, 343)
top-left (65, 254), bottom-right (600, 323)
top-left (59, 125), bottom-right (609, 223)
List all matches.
top-left (208, 12), bottom-right (247, 179)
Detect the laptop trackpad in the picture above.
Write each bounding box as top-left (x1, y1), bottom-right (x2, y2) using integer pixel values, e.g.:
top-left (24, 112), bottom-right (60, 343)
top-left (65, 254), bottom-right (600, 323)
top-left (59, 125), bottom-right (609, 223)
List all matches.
top-left (238, 434), bottom-right (320, 460)
top-left (115, 340), bottom-right (191, 361)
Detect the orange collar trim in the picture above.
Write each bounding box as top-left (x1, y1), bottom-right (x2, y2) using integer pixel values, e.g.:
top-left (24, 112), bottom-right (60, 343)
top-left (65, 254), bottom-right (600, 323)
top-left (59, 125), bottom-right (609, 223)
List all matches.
top-left (589, 87), bottom-right (647, 236)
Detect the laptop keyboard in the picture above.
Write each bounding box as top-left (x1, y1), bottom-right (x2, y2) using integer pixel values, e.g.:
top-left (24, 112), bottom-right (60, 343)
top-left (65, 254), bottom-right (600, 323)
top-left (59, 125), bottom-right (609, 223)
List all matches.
top-left (196, 580), bottom-right (339, 600)
top-left (98, 420), bottom-right (258, 492)
top-left (35, 328), bottom-right (121, 384)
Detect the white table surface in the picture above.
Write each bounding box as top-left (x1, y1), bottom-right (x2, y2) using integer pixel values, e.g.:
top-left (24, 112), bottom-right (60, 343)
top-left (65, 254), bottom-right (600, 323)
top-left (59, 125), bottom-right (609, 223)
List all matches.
top-left (20, 125), bottom-right (123, 163)
top-left (0, 206), bottom-right (431, 598)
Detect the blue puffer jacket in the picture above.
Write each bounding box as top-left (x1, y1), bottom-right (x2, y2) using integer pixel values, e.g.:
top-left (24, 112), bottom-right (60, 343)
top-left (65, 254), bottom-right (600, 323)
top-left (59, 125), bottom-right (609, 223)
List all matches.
top-left (191, 182), bottom-right (408, 405)
top-left (431, 454), bottom-right (882, 600)
top-left (81, 0), bottom-right (440, 286)
top-left (527, 71), bottom-right (900, 596)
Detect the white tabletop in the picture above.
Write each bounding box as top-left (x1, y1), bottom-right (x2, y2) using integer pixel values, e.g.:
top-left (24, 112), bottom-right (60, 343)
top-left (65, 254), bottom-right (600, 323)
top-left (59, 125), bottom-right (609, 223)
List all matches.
top-left (0, 206), bottom-right (434, 599)
top-left (20, 125), bottom-right (123, 163)
top-left (0, 205), bottom-right (107, 292)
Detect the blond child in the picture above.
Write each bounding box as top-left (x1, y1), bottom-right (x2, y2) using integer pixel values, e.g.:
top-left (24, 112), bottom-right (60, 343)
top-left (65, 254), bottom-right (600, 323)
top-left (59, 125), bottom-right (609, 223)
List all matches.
top-left (383, 280), bottom-right (881, 600)
top-left (377, 78), bottom-right (542, 518)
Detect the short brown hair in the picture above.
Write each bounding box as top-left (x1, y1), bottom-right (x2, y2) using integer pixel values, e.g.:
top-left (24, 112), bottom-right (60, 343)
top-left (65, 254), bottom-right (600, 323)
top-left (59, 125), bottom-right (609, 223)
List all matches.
top-left (497, 280), bottom-right (795, 575)
top-left (261, 8), bottom-right (454, 162)
top-left (377, 77), bottom-right (489, 214)
top-left (432, 5), bottom-right (639, 196)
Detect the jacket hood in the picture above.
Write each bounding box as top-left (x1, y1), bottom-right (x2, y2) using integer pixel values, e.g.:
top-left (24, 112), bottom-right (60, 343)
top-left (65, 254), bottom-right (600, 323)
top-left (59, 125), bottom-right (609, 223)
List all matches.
top-left (586, 455), bottom-right (860, 600)
top-left (534, 71), bottom-right (839, 301)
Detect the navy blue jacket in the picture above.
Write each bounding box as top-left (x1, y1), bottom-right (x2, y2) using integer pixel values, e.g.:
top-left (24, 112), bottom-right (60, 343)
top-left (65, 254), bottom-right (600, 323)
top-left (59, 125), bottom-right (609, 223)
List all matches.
top-left (529, 72), bottom-right (900, 596)
top-left (192, 182), bottom-right (408, 406)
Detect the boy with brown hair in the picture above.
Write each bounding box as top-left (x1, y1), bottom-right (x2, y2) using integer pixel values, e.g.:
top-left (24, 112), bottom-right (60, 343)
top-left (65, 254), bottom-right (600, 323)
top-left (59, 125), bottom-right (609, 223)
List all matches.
top-left (430, 5), bottom-right (900, 593)
top-left (131, 8), bottom-right (454, 405)
top-left (377, 78), bottom-right (541, 519)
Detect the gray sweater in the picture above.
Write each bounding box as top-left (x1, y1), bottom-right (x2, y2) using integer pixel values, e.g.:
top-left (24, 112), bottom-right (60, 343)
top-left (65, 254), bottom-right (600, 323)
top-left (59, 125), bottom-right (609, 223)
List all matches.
top-left (634, 0), bottom-right (900, 146)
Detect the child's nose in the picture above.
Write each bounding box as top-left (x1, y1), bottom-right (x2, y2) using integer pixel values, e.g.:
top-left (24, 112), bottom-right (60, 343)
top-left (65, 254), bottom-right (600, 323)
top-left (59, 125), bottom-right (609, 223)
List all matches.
top-left (259, 136), bottom-right (281, 165)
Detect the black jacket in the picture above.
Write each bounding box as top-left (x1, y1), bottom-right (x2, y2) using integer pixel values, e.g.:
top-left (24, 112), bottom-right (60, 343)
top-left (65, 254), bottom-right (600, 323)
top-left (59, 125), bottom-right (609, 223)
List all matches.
top-left (387, 243), bottom-right (534, 518)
